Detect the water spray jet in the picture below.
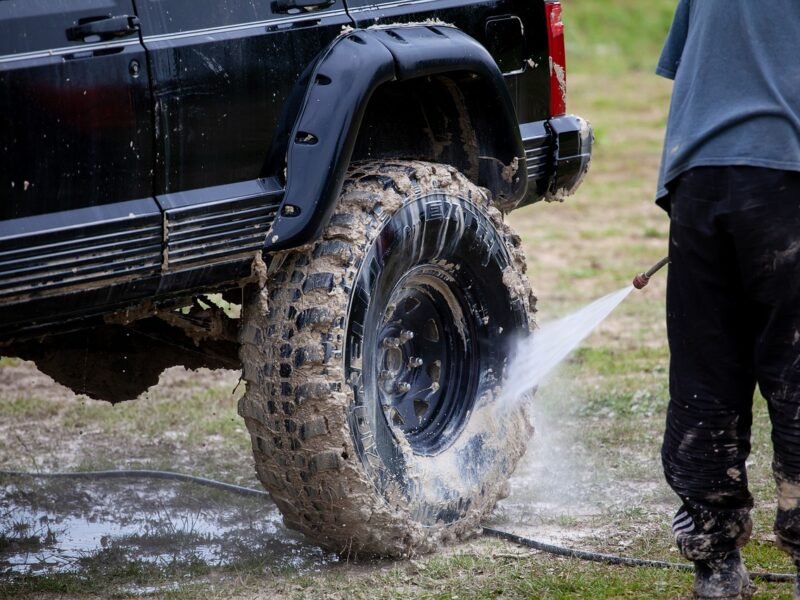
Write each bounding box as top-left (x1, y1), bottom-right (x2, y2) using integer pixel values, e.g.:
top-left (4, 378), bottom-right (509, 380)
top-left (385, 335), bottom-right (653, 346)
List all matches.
top-left (499, 256), bottom-right (671, 412)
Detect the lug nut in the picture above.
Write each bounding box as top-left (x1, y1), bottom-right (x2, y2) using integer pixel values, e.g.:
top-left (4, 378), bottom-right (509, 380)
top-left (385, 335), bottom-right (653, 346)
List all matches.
top-left (382, 337), bottom-right (400, 348)
top-left (396, 382), bottom-right (411, 393)
top-left (399, 330), bottom-right (414, 343)
top-left (409, 357), bottom-right (423, 368)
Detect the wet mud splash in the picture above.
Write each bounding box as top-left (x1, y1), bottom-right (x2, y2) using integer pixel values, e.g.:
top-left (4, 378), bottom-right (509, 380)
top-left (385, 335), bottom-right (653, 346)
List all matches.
top-left (0, 474), bottom-right (337, 577)
top-left (492, 411), bottom-right (672, 544)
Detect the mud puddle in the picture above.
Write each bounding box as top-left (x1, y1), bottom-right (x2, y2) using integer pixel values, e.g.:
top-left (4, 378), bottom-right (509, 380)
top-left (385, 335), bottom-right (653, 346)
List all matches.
top-left (0, 474), bottom-right (338, 576)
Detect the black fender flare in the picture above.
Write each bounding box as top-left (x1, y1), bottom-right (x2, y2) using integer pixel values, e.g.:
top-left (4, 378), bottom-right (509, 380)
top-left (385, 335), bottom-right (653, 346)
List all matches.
top-left (264, 25), bottom-right (526, 252)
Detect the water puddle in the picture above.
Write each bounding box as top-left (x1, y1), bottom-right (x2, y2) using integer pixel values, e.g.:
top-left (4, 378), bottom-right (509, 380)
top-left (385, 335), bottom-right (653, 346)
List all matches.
top-left (0, 474), bottom-right (338, 576)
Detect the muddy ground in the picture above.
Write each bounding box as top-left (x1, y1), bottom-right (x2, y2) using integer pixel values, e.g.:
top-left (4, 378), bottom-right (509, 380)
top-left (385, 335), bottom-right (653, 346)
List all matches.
top-left (0, 354), bottom-right (679, 590)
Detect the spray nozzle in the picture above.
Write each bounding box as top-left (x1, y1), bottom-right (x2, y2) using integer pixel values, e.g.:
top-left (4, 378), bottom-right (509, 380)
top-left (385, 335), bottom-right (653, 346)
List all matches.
top-left (633, 256), bottom-right (669, 289)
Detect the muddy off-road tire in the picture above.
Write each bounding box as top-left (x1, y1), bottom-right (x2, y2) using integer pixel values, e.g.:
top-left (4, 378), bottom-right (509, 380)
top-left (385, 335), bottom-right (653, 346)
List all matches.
top-left (239, 161), bottom-right (536, 556)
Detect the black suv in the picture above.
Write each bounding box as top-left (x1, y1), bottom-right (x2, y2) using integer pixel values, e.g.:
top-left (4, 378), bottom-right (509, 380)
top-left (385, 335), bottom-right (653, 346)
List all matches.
top-left (0, 0), bottom-right (591, 555)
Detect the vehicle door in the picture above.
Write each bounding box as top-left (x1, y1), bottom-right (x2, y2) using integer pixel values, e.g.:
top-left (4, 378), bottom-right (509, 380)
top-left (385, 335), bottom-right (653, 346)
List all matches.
top-left (0, 0), bottom-right (160, 301)
top-left (135, 0), bottom-right (351, 273)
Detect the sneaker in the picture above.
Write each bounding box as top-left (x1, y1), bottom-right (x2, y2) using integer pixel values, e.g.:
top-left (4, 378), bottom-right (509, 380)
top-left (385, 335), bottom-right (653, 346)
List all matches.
top-left (693, 550), bottom-right (756, 600)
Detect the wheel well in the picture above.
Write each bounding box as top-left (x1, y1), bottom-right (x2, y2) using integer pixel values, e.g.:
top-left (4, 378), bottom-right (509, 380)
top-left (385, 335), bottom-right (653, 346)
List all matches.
top-left (267, 28), bottom-right (528, 249)
top-left (352, 73), bottom-right (521, 202)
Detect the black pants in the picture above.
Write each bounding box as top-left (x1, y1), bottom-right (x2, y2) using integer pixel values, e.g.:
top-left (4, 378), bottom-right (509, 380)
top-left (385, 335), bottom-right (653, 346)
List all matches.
top-left (662, 166), bottom-right (800, 561)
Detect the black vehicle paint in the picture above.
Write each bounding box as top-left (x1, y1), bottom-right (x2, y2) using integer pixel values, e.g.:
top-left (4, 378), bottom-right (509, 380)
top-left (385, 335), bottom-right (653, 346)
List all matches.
top-left (0, 0), bottom-right (591, 342)
top-left (0, 2), bottom-right (154, 220)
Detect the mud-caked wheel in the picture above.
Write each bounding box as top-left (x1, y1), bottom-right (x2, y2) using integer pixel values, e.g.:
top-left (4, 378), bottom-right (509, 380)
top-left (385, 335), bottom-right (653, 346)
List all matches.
top-left (239, 161), bottom-right (536, 556)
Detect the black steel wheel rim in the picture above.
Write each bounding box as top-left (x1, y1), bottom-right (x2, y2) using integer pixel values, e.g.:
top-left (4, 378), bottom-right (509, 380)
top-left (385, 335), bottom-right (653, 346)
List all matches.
top-left (372, 265), bottom-right (477, 455)
top-left (345, 192), bottom-right (528, 504)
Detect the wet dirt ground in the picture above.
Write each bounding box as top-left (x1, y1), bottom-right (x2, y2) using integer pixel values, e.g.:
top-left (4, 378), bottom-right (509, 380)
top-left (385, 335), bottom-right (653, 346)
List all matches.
top-left (0, 441), bottom-right (611, 578)
top-left (0, 474), bottom-right (337, 577)
top-left (0, 361), bottom-right (674, 581)
top-left (0, 363), bottom-right (346, 582)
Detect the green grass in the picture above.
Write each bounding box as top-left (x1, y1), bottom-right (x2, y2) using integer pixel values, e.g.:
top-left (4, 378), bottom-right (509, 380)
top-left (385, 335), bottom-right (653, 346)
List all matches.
top-left (570, 345), bottom-right (668, 378)
top-left (11, 542), bottom-right (788, 600)
top-left (1, 549), bottom-right (212, 598)
top-left (564, 0), bottom-right (677, 74)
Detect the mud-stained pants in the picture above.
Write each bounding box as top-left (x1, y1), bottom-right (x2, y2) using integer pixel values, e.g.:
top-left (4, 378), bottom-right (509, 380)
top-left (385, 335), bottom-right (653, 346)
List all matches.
top-left (662, 166), bottom-right (800, 561)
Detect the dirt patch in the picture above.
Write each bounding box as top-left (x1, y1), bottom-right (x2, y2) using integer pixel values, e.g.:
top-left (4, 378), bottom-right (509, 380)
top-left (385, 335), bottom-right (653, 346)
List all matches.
top-left (0, 360), bottom-right (237, 405)
top-left (0, 360), bottom-right (249, 482)
top-left (0, 360), bottom-right (70, 404)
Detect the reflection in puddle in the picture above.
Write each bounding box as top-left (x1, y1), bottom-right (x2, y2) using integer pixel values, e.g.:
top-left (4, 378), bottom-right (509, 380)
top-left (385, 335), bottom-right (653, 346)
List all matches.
top-left (0, 474), bottom-right (338, 576)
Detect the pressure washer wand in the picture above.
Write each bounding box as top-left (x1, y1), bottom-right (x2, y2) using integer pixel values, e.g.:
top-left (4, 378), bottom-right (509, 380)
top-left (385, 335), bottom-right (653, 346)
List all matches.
top-left (632, 256), bottom-right (669, 289)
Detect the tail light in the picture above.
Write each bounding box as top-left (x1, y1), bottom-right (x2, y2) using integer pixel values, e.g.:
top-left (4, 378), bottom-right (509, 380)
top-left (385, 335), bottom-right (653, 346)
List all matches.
top-left (545, 1), bottom-right (567, 117)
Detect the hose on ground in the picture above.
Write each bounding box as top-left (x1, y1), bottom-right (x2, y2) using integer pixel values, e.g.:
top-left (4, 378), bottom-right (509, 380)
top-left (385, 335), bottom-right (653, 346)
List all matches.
top-left (0, 468), bottom-right (269, 499)
top-left (1, 469), bottom-right (794, 583)
top-left (482, 527), bottom-right (794, 583)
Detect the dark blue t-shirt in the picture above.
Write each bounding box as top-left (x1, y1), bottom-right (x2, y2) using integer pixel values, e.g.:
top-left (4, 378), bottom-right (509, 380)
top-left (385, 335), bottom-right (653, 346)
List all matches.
top-left (656, 0), bottom-right (800, 206)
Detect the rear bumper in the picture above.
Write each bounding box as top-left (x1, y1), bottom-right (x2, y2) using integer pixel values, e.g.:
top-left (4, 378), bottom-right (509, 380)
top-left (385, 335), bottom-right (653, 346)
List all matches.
top-left (518, 114), bottom-right (593, 206)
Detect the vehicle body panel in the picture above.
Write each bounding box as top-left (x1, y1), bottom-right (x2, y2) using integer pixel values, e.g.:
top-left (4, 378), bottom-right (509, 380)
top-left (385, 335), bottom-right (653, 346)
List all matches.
top-left (0, 0), bottom-right (592, 343)
top-left (0, 1), bottom-right (154, 219)
top-left (267, 25), bottom-right (526, 250)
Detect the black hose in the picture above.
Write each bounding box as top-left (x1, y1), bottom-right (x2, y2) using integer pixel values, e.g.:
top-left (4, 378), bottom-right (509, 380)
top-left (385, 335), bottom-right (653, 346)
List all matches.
top-left (483, 526), bottom-right (691, 571)
top-left (1, 469), bottom-right (794, 583)
top-left (0, 468), bottom-right (269, 499)
top-left (483, 527), bottom-right (795, 583)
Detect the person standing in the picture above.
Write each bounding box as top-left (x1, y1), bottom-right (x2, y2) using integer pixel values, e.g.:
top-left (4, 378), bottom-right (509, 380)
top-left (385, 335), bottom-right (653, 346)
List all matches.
top-left (656, 1), bottom-right (800, 598)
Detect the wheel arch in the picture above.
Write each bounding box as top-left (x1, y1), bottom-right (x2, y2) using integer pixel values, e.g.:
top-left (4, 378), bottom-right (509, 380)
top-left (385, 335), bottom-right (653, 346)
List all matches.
top-left (264, 25), bottom-right (527, 252)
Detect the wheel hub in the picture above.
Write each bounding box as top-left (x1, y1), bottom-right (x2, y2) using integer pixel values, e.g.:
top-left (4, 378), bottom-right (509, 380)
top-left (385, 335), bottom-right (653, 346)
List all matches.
top-left (373, 267), bottom-right (473, 453)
